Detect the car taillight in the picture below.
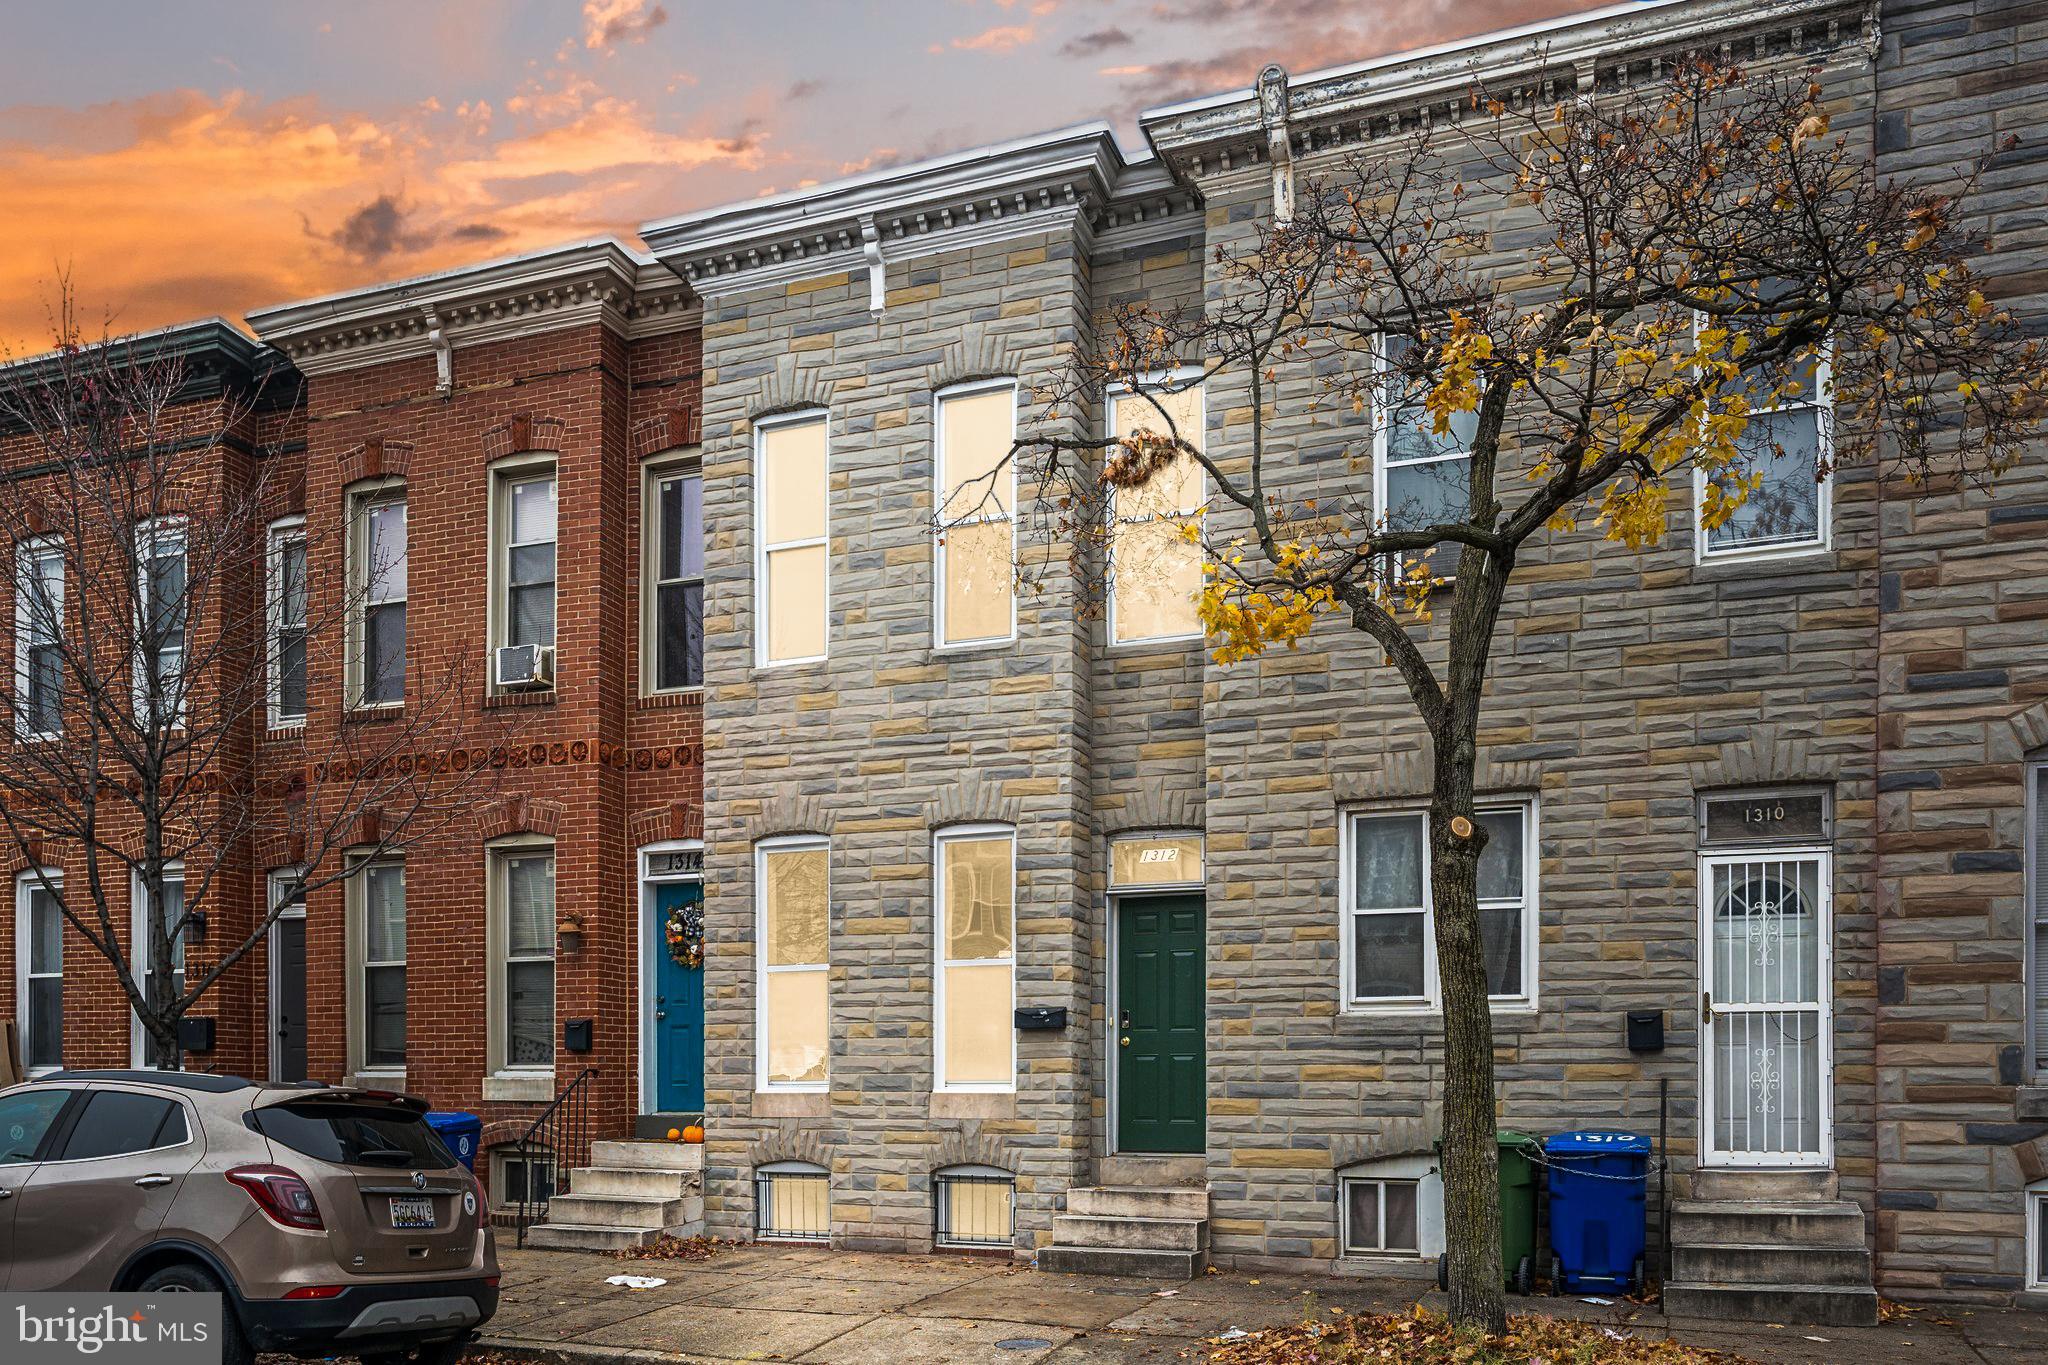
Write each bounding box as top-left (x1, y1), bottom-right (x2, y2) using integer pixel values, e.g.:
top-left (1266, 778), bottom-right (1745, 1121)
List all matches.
top-left (226, 1165), bottom-right (324, 1230)
top-left (282, 1285), bottom-right (345, 1300)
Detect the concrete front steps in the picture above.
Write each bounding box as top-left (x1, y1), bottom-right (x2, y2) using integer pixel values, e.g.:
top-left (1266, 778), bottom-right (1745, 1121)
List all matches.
top-left (1040, 1184), bottom-right (1211, 1279)
top-left (1664, 1169), bottom-right (1877, 1327)
top-left (522, 1139), bottom-right (705, 1252)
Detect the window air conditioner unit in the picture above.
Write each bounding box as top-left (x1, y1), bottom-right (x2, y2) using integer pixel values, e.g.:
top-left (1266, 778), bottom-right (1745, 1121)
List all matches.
top-left (495, 643), bottom-right (555, 690)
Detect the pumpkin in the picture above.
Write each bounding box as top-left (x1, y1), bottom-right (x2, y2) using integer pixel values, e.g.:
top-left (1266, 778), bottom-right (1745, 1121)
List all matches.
top-left (665, 1127), bottom-right (681, 1141)
top-left (682, 1123), bottom-right (705, 1144)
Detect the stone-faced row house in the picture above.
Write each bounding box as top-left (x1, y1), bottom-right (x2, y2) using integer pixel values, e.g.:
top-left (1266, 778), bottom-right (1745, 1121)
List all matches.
top-left (3, 0), bottom-right (2046, 1318)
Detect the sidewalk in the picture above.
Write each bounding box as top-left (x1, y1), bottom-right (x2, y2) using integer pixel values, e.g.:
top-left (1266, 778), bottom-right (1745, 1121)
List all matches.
top-left (473, 1245), bottom-right (2048, 1365)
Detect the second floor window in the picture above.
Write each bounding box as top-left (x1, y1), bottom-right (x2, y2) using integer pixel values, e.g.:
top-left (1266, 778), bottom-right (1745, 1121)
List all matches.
top-left (15, 540), bottom-right (63, 738)
top-left (756, 414), bottom-right (828, 666)
top-left (350, 490), bottom-right (406, 707)
top-left (134, 521), bottom-right (187, 727)
top-left (1698, 349), bottom-right (1833, 560)
top-left (499, 470), bottom-right (558, 651)
top-left (646, 466), bottom-right (704, 691)
top-left (1109, 381), bottom-right (1204, 645)
top-left (1376, 333), bottom-right (1475, 581)
top-left (268, 519), bottom-right (307, 726)
top-left (935, 383), bottom-right (1016, 647)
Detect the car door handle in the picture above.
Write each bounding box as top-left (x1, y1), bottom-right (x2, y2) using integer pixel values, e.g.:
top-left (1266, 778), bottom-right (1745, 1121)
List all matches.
top-left (0, 1187), bottom-right (12, 1199)
top-left (134, 1175), bottom-right (173, 1189)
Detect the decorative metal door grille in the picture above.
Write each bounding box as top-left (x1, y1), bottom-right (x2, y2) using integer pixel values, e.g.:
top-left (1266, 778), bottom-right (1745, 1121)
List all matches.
top-left (1701, 853), bottom-right (1831, 1166)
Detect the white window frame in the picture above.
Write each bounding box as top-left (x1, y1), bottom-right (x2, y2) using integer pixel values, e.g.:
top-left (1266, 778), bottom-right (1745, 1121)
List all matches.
top-left (15, 868), bottom-right (62, 1076)
top-left (1692, 316), bottom-right (1834, 564)
top-left (487, 455), bottom-right (559, 679)
top-left (347, 855), bottom-right (406, 1080)
top-left (1339, 800), bottom-right (1539, 1015)
top-left (641, 456), bottom-right (705, 696)
top-left (487, 837), bottom-right (557, 1078)
top-left (933, 823), bottom-right (1017, 1094)
top-left (1338, 1160), bottom-right (1439, 1258)
top-left (2029, 1182), bottom-right (2048, 1292)
top-left (128, 861), bottom-right (186, 1069)
top-left (1371, 332), bottom-right (1473, 584)
top-left (347, 482), bottom-right (407, 709)
top-left (753, 409), bottom-right (830, 669)
top-left (1106, 370), bottom-right (1206, 647)
top-left (14, 537), bottom-right (63, 740)
top-left (266, 516), bottom-right (308, 728)
top-left (131, 518), bottom-right (188, 729)
top-left (755, 833), bottom-right (830, 1093)
top-left (933, 379), bottom-right (1019, 650)
top-left (265, 867), bottom-right (307, 1083)
top-left (2030, 761), bottom-right (2048, 1083)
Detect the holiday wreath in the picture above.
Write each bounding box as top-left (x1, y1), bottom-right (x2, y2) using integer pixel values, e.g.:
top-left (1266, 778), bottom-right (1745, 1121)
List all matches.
top-left (665, 899), bottom-right (705, 969)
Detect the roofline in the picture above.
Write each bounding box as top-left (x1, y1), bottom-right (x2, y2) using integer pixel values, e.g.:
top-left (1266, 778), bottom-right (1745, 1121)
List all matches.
top-left (0, 316), bottom-right (274, 377)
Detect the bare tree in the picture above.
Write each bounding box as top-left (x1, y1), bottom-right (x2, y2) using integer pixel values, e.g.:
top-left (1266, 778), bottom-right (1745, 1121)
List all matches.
top-left (0, 294), bottom-right (513, 1072)
top-left (951, 58), bottom-right (2043, 1330)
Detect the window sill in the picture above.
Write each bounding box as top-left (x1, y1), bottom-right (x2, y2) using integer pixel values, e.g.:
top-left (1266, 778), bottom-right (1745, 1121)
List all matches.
top-left (932, 638), bottom-right (1016, 658)
top-left (267, 720), bottom-right (307, 735)
top-left (345, 705), bottom-right (406, 724)
top-left (351, 1069), bottom-right (406, 1088)
top-left (636, 689), bottom-right (704, 711)
top-left (1339, 1002), bottom-right (1537, 1021)
top-left (1107, 634), bottom-right (1203, 654)
top-left (483, 1071), bottom-right (556, 1103)
top-left (1694, 542), bottom-right (1831, 569)
top-left (484, 689), bottom-right (557, 710)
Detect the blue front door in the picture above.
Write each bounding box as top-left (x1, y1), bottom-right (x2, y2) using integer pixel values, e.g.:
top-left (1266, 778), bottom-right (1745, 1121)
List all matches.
top-left (651, 882), bottom-right (705, 1113)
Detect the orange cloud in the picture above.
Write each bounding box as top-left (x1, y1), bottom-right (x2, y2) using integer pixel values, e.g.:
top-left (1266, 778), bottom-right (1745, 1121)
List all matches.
top-left (952, 24), bottom-right (1037, 53)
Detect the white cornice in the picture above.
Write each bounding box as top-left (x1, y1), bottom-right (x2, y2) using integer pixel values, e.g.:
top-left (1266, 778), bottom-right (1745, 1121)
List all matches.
top-left (245, 239), bottom-right (696, 376)
top-left (1140, 0), bottom-right (1870, 178)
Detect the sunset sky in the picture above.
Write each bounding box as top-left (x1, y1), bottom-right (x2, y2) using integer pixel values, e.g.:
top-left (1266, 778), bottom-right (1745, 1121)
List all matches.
top-left (0, 0), bottom-right (1612, 355)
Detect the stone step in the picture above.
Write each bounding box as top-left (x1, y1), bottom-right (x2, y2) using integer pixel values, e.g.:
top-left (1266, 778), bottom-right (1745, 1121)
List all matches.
top-left (1664, 1281), bottom-right (1879, 1327)
top-left (1671, 1242), bottom-right (1872, 1287)
top-left (590, 1139), bottom-right (704, 1172)
top-left (1039, 1245), bottom-right (1206, 1279)
top-left (1095, 1155), bottom-right (1206, 1187)
top-left (1050, 1213), bottom-right (1208, 1252)
top-left (542, 1192), bottom-right (701, 1230)
top-left (1687, 1168), bottom-right (1839, 1203)
top-left (522, 1223), bottom-right (665, 1253)
top-left (571, 1165), bottom-right (702, 1199)
top-left (1668, 1200), bottom-right (1868, 1249)
top-left (1065, 1186), bottom-right (1210, 1220)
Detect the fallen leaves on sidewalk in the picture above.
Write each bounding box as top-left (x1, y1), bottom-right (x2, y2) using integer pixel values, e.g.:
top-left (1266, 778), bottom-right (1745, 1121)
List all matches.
top-left (606, 1233), bottom-right (738, 1262)
top-left (1199, 1303), bottom-right (1757, 1364)
top-left (1877, 1297), bottom-right (1953, 1327)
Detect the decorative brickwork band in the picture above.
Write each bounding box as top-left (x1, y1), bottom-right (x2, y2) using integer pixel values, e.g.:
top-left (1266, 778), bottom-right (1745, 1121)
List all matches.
top-left (929, 1127), bottom-right (1014, 1175)
top-left (745, 1121), bottom-right (834, 1170)
top-left (928, 774), bottom-right (1023, 831)
top-left (1332, 748), bottom-right (1542, 804)
top-left (1096, 784), bottom-right (1204, 836)
top-left (482, 414), bottom-right (566, 462)
top-left (746, 793), bottom-right (835, 842)
top-left (749, 357), bottom-right (834, 423)
top-left (1329, 1109), bottom-right (1442, 1168)
top-left (1687, 723), bottom-right (1839, 792)
top-left (931, 327), bottom-right (1027, 393)
top-left (339, 438), bottom-right (414, 486)
top-left (478, 793), bottom-right (565, 841)
top-left (631, 405), bottom-right (702, 458)
top-left (631, 801), bottom-right (704, 847)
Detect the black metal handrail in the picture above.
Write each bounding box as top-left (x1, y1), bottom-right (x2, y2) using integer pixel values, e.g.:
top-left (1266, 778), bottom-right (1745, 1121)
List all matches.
top-left (515, 1066), bottom-right (597, 1247)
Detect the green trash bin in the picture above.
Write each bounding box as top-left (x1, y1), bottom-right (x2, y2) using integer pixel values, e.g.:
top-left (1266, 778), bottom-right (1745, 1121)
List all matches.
top-left (1435, 1128), bottom-right (1543, 1295)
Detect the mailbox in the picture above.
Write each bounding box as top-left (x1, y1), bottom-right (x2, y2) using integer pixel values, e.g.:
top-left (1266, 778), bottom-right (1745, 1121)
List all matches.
top-left (1625, 1010), bottom-right (1665, 1053)
top-left (1014, 1007), bottom-right (1068, 1032)
top-left (563, 1018), bottom-right (594, 1053)
top-left (177, 1016), bottom-right (216, 1054)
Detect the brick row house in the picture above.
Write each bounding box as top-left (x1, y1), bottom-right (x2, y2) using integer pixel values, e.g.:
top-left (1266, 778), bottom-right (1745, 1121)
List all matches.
top-left (5, 0), bottom-right (2048, 1317)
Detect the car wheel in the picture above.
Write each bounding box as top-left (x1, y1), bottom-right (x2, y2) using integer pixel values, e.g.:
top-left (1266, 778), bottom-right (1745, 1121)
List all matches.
top-left (136, 1263), bottom-right (251, 1365)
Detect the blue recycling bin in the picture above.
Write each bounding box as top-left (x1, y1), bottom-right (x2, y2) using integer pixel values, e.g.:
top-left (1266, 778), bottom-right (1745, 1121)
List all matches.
top-left (1543, 1130), bottom-right (1650, 1295)
top-left (424, 1111), bottom-right (482, 1171)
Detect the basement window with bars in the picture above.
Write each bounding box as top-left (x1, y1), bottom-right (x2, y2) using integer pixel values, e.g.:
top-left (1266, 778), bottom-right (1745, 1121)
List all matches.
top-left (754, 1161), bottom-right (829, 1243)
top-left (491, 1146), bottom-right (557, 1213)
top-left (933, 1165), bottom-right (1015, 1250)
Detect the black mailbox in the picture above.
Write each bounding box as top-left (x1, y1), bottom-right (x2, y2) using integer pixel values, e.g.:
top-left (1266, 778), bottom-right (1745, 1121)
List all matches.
top-left (177, 1016), bottom-right (216, 1054)
top-left (1014, 1007), bottom-right (1068, 1032)
top-left (564, 1018), bottom-right (594, 1053)
top-left (1626, 1010), bottom-right (1665, 1053)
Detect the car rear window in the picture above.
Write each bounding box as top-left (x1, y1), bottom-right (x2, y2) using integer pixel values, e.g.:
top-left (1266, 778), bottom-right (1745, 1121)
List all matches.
top-left (249, 1103), bottom-right (457, 1169)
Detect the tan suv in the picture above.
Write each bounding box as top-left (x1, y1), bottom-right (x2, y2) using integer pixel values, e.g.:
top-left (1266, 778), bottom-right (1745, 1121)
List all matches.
top-left (0, 1070), bottom-right (498, 1365)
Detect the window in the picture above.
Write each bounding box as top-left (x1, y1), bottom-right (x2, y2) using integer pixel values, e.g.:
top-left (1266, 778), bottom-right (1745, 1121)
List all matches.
top-left (1342, 803), bottom-right (1536, 1011)
top-left (58, 1091), bottom-right (186, 1161)
top-left (252, 1101), bottom-right (455, 1168)
top-left (491, 1146), bottom-right (557, 1211)
top-left (935, 382), bottom-right (1016, 647)
top-left (15, 539), bottom-right (62, 738)
top-left (350, 488), bottom-right (407, 706)
top-left (753, 1161), bottom-right (829, 1242)
top-left (756, 413), bottom-right (828, 665)
top-left (1108, 380), bottom-right (1204, 644)
top-left (15, 871), bottom-right (61, 1073)
top-left (644, 465), bottom-right (704, 691)
top-left (2030, 1183), bottom-right (2048, 1292)
top-left (268, 518), bottom-right (307, 726)
top-left (0, 1088), bottom-right (69, 1164)
top-left (133, 520), bottom-right (187, 727)
top-left (935, 826), bottom-right (1015, 1091)
top-left (495, 466), bottom-right (558, 655)
top-left (934, 1166), bottom-right (1015, 1249)
top-left (353, 859), bottom-right (406, 1072)
top-left (1696, 303), bottom-right (1833, 561)
top-left (131, 865), bottom-right (186, 1068)
top-left (493, 845), bottom-right (556, 1072)
top-left (1342, 1175), bottom-right (1422, 1255)
top-left (757, 837), bottom-right (829, 1089)
top-left (1375, 333), bottom-right (1475, 581)
top-left (2031, 763), bottom-right (2048, 1082)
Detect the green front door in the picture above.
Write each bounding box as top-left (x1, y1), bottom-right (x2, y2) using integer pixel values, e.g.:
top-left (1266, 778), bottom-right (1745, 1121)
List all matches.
top-left (1116, 894), bottom-right (1206, 1154)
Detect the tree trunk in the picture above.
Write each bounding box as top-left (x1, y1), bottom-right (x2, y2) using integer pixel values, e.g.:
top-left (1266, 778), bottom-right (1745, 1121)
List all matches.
top-left (1432, 720), bottom-right (1506, 1332)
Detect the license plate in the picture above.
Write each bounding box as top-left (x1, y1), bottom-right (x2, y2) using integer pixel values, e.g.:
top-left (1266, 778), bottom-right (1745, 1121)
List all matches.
top-left (390, 1196), bottom-right (435, 1229)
